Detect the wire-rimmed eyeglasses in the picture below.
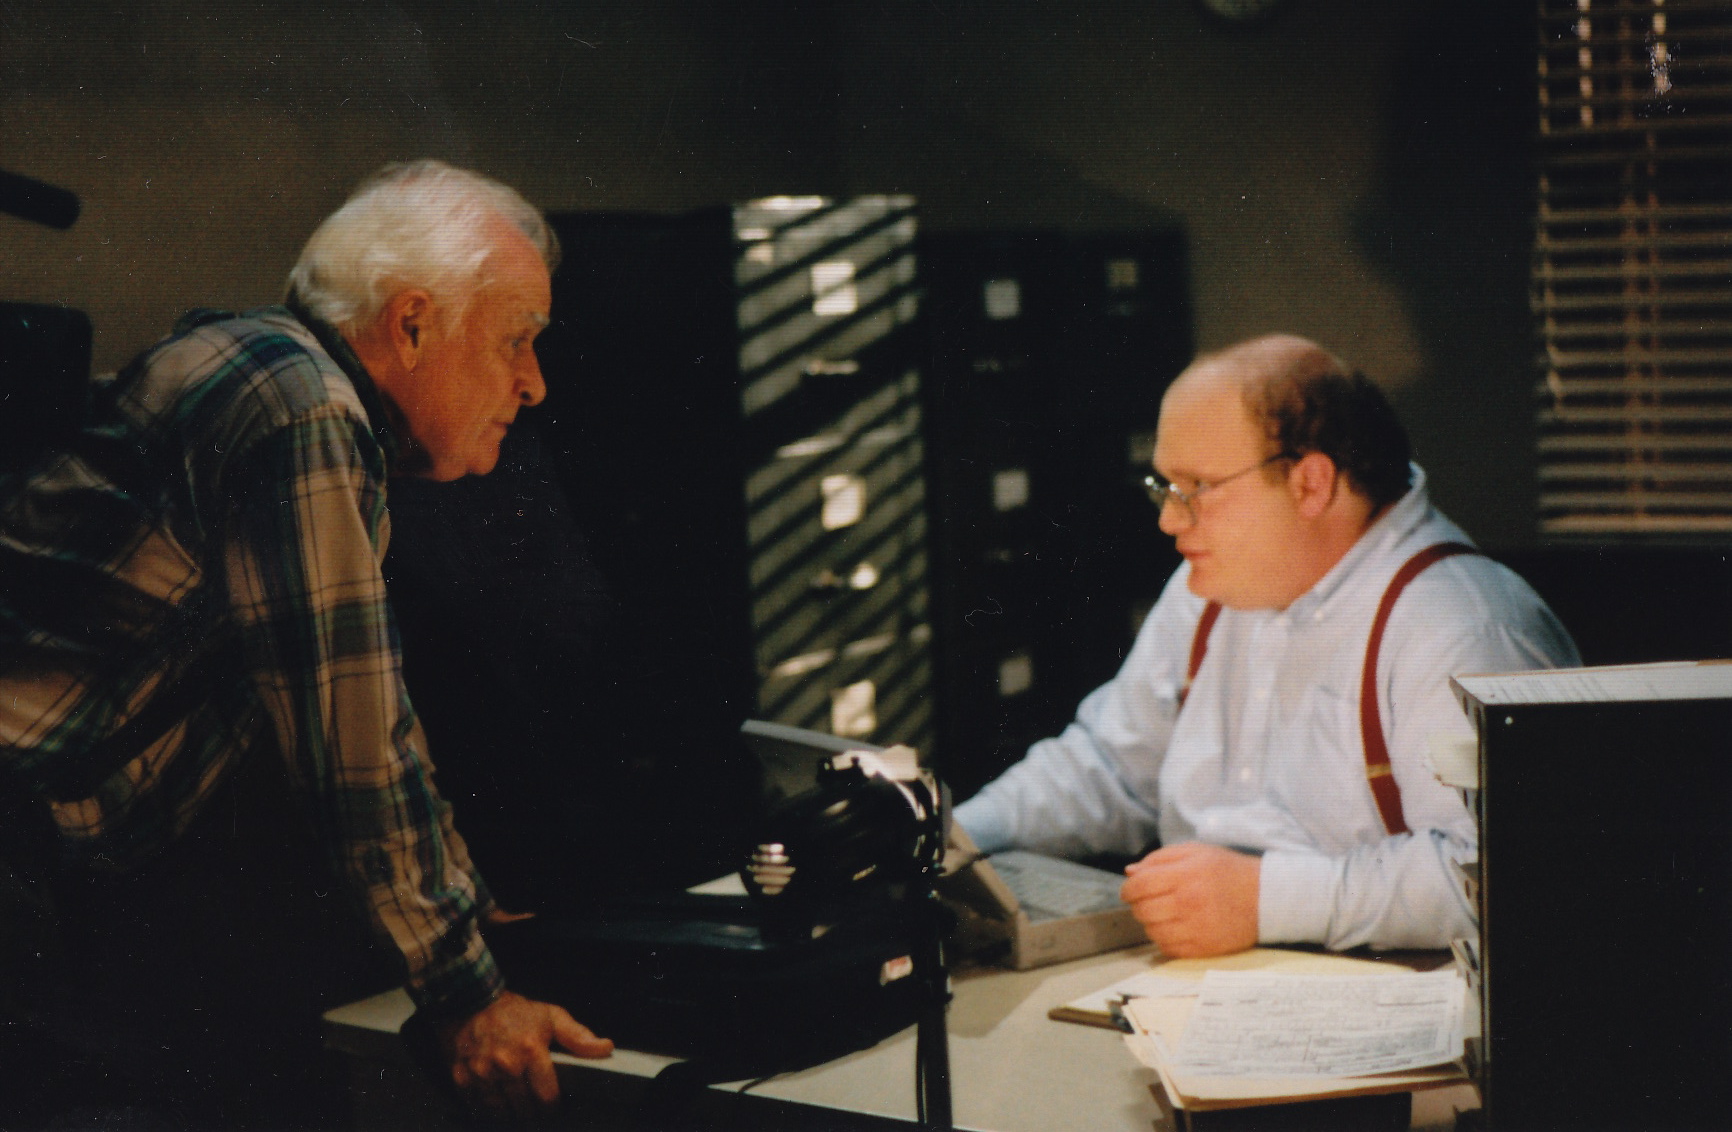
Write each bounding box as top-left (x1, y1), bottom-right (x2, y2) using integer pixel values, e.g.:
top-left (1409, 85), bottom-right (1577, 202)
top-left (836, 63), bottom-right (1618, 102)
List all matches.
top-left (1143, 453), bottom-right (1293, 523)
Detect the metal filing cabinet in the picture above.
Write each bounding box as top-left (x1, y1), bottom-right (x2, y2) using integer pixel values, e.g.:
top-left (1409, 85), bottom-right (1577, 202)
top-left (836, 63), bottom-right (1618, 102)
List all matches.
top-left (920, 230), bottom-right (1192, 799)
top-left (534, 198), bottom-right (933, 772)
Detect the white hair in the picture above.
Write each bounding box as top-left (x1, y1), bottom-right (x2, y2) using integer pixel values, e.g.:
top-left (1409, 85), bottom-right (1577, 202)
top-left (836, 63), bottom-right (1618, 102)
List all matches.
top-left (286, 160), bottom-right (559, 334)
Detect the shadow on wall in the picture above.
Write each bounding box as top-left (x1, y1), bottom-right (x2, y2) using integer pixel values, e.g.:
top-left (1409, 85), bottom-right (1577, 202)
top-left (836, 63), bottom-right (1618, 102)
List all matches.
top-left (847, 108), bottom-right (1188, 236)
top-left (1500, 546), bottom-right (1732, 667)
top-left (1353, 0), bottom-right (1540, 551)
top-left (1349, 2), bottom-right (1732, 664)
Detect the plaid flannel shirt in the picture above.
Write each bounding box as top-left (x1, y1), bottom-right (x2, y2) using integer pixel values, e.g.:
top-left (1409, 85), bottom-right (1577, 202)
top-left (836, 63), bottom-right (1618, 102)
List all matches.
top-left (0, 305), bottom-right (502, 1021)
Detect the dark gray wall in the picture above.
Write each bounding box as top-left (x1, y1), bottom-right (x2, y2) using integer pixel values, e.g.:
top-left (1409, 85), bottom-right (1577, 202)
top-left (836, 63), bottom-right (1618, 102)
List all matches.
top-left (1, 0), bottom-right (1538, 545)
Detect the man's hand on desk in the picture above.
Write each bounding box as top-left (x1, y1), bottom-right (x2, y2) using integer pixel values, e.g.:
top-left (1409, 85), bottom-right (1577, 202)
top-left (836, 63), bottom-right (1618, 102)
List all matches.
top-left (1120, 841), bottom-right (1259, 958)
top-left (437, 990), bottom-right (614, 1119)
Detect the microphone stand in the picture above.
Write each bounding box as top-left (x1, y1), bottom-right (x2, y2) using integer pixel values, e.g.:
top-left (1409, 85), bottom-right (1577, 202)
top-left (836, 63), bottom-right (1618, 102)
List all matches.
top-left (912, 885), bottom-right (954, 1130)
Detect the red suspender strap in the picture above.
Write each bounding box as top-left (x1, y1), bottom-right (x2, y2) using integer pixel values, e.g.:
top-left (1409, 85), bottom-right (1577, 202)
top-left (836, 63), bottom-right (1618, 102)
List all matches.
top-left (1359, 542), bottom-right (1480, 836)
top-left (1180, 600), bottom-right (1224, 707)
top-left (1176, 542), bottom-right (1482, 837)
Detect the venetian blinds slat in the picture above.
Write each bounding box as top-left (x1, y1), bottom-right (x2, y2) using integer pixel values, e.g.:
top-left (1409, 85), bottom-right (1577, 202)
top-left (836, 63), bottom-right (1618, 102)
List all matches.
top-left (1535, 0), bottom-right (1732, 536)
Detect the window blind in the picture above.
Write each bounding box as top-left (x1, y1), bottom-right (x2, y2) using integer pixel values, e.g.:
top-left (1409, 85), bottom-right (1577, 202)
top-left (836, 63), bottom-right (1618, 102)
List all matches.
top-left (1535, 0), bottom-right (1732, 536)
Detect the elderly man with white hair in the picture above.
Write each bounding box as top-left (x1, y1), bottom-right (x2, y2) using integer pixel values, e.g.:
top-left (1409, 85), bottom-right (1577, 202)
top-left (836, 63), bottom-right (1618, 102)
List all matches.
top-left (955, 335), bottom-right (1580, 960)
top-left (0, 161), bottom-right (608, 1128)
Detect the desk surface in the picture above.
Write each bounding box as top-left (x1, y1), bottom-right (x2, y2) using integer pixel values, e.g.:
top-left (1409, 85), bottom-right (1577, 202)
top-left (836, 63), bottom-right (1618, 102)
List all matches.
top-left (324, 946), bottom-right (1478, 1131)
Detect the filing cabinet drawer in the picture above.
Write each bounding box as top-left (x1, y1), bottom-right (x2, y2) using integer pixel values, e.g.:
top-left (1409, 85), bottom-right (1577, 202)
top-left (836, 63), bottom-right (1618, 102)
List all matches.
top-left (758, 629), bottom-right (935, 753)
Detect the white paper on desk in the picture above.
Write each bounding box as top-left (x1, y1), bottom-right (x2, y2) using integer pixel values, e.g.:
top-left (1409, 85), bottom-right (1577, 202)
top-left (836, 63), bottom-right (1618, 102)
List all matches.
top-left (1122, 1031), bottom-right (1165, 1072)
top-left (686, 872), bottom-right (749, 896)
top-left (1064, 972), bottom-right (1200, 1016)
top-left (1168, 970), bottom-right (1465, 1078)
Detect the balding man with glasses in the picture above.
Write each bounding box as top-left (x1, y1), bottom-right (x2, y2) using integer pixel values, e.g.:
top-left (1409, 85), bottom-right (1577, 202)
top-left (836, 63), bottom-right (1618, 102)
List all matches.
top-left (954, 335), bottom-right (1577, 958)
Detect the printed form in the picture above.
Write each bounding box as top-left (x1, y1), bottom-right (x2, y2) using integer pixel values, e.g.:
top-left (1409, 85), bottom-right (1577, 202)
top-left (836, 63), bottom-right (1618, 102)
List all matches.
top-left (1165, 970), bottom-right (1465, 1078)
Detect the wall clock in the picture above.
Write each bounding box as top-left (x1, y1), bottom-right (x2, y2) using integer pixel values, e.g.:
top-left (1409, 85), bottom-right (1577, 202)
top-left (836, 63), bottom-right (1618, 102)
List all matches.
top-left (1198, 0), bottom-right (1288, 26)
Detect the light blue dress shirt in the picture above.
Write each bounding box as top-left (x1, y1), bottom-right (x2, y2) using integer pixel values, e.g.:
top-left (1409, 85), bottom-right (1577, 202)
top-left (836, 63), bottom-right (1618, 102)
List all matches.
top-left (954, 467), bottom-right (1579, 951)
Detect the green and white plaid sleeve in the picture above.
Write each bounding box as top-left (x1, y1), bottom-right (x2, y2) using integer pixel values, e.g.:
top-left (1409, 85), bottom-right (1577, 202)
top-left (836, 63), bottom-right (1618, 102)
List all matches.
top-left (223, 402), bottom-right (502, 1021)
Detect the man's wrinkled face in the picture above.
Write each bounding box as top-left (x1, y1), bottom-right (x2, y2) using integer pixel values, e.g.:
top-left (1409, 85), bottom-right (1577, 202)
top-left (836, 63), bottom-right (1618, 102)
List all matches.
top-left (1151, 376), bottom-right (1308, 610)
top-left (396, 227), bottom-right (551, 481)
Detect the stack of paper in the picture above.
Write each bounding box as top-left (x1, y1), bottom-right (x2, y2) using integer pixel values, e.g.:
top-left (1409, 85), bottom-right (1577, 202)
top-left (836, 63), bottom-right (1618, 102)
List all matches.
top-left (1427, 734), bottom-right (1482, 922)
top-left (1449, 937), bottom-right (1479, 997)
top-left (1451, 858), bottom-right (1480, 906)
top-left (1114, 961), bottom-right (1472, 1112)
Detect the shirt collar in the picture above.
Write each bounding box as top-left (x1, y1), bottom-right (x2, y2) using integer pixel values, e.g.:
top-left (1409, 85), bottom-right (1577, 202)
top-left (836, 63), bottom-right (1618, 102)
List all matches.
top-left (1282, 463), bottom-right (1432, 621)
top-left (283, 293), bottom-right (401, 473)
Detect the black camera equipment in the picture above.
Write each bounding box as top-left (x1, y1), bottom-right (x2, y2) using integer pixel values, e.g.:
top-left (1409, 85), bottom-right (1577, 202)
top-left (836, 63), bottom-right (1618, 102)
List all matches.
top-left (742, 744), bottom-right (954, 1128)
top-left (483, 725), bottom-right (957, 1129)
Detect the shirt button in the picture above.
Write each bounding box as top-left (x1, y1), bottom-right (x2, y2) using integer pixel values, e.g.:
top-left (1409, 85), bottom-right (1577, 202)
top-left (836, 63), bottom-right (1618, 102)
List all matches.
top-left (1238, 767), bottom-right (1254, 784)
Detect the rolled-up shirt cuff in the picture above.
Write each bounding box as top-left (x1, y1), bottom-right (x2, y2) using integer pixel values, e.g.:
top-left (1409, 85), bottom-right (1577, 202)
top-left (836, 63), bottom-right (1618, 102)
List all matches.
top-left (952, 795), bottom-right (1015, 855)
top-left (470, 872), bottom-right (498, 921)
top-left (1258, 849), bottom-right (1340, 945)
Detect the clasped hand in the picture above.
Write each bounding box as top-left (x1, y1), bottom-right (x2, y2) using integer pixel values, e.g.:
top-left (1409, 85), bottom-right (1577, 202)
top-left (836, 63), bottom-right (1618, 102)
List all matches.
top-left (1119, 841), bottom-right (1260, 958)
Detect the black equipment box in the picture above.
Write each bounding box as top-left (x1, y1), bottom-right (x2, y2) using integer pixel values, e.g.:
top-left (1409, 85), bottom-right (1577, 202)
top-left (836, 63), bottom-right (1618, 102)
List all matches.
top-left (1457, 665), bottom-right (1732, 1131)
top-left (486, 892), bottom-right (944, 1073)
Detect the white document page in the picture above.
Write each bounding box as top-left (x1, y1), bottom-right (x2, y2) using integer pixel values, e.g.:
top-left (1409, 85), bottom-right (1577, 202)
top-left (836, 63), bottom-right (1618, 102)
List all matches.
top-left (1452, 661), bottom-right (1732, 707)
top-left (1168, 970), bottom-right (1465, 1078)
top-left (1061, 972), bottom-right (1200, 1017)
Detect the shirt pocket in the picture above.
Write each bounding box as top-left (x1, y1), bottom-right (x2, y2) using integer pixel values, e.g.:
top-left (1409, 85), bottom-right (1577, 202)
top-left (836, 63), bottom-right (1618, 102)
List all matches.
top-left (1269, 683), bottom-right (1381, 855)
top-left (1157, 700), bottom-right (1228, 811)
